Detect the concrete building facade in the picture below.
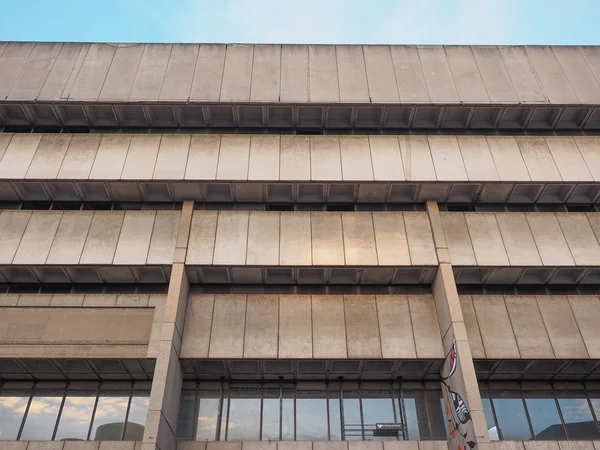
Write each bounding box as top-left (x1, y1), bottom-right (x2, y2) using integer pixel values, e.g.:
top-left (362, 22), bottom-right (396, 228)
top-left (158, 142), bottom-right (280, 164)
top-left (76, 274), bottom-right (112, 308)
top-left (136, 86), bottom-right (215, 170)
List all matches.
top-left (1, 43), bottom-right (600, 450)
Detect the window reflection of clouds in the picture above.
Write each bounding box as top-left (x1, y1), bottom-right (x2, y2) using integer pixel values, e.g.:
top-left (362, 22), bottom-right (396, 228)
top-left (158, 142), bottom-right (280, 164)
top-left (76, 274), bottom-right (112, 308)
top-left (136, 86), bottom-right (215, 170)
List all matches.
top-left (0, 395), bottom-right (29, 440)
top-left (557, 393), bottom-right (599, 440)
top-left (90, 394), bottom-right (130, 441)
top-left (20, 393), bottom-right (63, 441)
top-left (54, 393), bottom-right (96, 441)
top-left (124, 395), bottom-right (149, 440)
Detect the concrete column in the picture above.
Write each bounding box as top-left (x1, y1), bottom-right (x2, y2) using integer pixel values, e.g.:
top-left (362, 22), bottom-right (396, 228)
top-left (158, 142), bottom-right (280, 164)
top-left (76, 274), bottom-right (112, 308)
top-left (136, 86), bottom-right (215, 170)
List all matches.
top-left (427, 201), bottom-right (491, 450)
top-left (143, 201), bottom-right (194, 450)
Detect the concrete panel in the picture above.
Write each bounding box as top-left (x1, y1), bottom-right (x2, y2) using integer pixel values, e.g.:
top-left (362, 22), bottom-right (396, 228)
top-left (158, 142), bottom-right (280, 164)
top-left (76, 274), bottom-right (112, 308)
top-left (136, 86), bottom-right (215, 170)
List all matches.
top-left (217, 135), bottom-right (250, 180)
top-left (537, 296), bottom-right (589, 358)
top-left (0, 443), bottom-right (28, 450)
top-left (457, 136), bottom-right (499, 181)
top-left (190, 44), bottom-right (226, 101)
top-left (46, 210), bottom-right (93, 264)
top-left (446, 46), bottom-right (489, 102)
top-left (369, 136), bottom-right (405, 181)
top-left (336, 45), bottom-right (369, 102)
top-left (220, 44), bottom-right (253, 102)
top-left (526, 213), bottom-right (575, 266)
top-left (0, 211), bottom-right (32, 264)
top-left (311, 212), bottom-right (345, 265)
top-left (25, 134), bottom-right (71, 179)
top-left (590, 213), bottom-right (600, 247)
top-left (569, 296), bottom-right (600, 358)
top-left (279, 294), bottom-right (312, 358)
top-left (557, 213), bottom-right (600, 265)
top-left (311, 135), bottom-right (342, 181)
top-left (340, 136), bottom-right (373, 181)
top-left (248, 135), bottom-right (280, 181)
top-left (209, 294), bottom-right (246, 358)
top-left (0, 133), bottom-right (42, 178)
top-left (382, 443), bottom-right (419, 450)
top-left (63, 441), bottom-right (100, 450)
top-left (471, 46), bottom-right (519, 103)
top-left (545, 136), bottom-right (593, 182)
top-left (403, 212), bottom-right (437, 265)
top-left (89, 134), bottom-right (131, 180)
top-left (552, 46), bottom-right (600, 103)
top-left (16, 294), bottom-right (52, 307)
top-left (279, 212), bottom-right (311, 266)
top-left (558, 443), bottom-right (595, 450)
top-left (0, 42), bottom-right (35, 99)
top-left (38, 43), bottom-right (88, 101)
top-left (280, 135), bottom-right (310, 181)
top-left (472, 295), bottom-right (520, 358)
top-left (278, 443), bottom-right (313, 450)
top-left (160, 44), bottom-right (199, 101)
top-left (376, 295), bottom-right (416, 358)
top-left (498, 46), bottom-right (547, 103)
top-left (113, 211), bottom-right (155, 265)
top-left (244, 295), bottom-right (278, 358)
top-left (428, 136), bottom-right (468, 181)
top-left (486, 136), bottom-right (530, 181)
top-left (213, 211), bottom-right (249, 265)
top-left (460, 296), bottom-right (485, 358)
top-left (389, 46), bottom-right (430, 102)
top-left (495, 213), bottom-right (542, 266)
top-left (516, 136), bottom-right (561, 181)
top-left (181, 294), bottom-right (214, 358)
top-left (13, 211), bottom-right (61, 264)
top-left (400, 136), bottom-right (436, 181)
top-left (418, 46), bottom-right (459, 103)
top-left (526, 46), bottom-right (578, 103)
top-left (129, 44), bottom-right (171, 101)
top-left (80, 211), bottom-right (125, 264)
top-left (372, 212), bottom-right (411, 265)
top-left (185, 135), bottom-right (220, 180)
top-left (342, 212), bottom-right (377, 266)
top-left (99, 43), bottom-right (145, 100)
top-left (574, 137), bottom-right (600, 181)
top-left (23, 442), bottom-right (64, 450)
top-left (408, 295), bottom-right (444, 358)
top-left (50, 294), bottom-right (84, 307)
top-left (312, 295), bottom-right (347, 358)
top-left (147, 211), bottom-right (180, 264)
top-left (465, 213), bottom-right (509, 266)
top-left (153, 134), bottom-right (191, 180)
top-left (121, 135), bottom-right (161, 180)
top-left (116, 294), bottom-right (149, 307)
top-left (250, 44), bottom-right (281, 102)
top-left (309, 45), bottom-right (340, 102)
top-left (69, 43), bottom-right (115, 101)
top-left (505, 296), bottom-right (554, 358)
top-left (58, 134), bottom-right (102, 179)
top-left (441, 213), bottom-right (477, 266)
top-left (0, 134), bottom-right (12, 164)
top-left (280, 44), bottom-right (309, 102)
top-left (186, 211), bottom-right (218, 265)
top-left (364, 45), bottom-right (400, 102)
top-left (246, 211), bottom-right (279, 265)
top-left (7, 42), bottom-right (63, 100)
top-left (344, 295), bottom-right (382, 358)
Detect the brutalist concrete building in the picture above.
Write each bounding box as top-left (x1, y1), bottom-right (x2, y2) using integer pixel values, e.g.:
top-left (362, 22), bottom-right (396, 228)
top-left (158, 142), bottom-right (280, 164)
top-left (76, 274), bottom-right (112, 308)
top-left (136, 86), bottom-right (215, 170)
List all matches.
top-left (1, 42), bottom-right (600, 450)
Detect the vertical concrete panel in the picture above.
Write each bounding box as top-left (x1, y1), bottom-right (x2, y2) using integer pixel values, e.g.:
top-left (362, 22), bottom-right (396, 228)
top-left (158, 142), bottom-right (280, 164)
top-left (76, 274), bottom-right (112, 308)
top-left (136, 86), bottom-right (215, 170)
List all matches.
top-left (280, 45), bottom-right (309, 102)
top-left (310, 135), bottom-right (342, 181)
top-left (147, 211), bottom-right (180, 265)
top-left (0, 134), bottom-right (13, 164)
top-left (445, 46), bottom-right (489, 102)
top-left (185, 135), bottom-right (220, 180)
top-left (376, 295), bottom-right (416, 358)
top-left (69, 43), bottom-right (115, 101)
top-left (363, 45), bottom-right (400, 102)
top-left (589, 213), bottom-right (600, 250)
top-left (279, 212), bottom-right (311, 266)
top-left (153, 134), bottom-right (191, 180)
top-left (46, 211), bottom-right (93, 264)
top-left (465, 213), bottom-right (509, 266)
top-left (7, 42), bottom-right (63, 100)
top-left (279, 294), bottom-right (312, 358)
top-left (403, 212), bottom-right (437, 265)
top-left (216, 135), bottom-right (250, 180)
top-left (244, 295), bottom-right (278, 358)
top-left (428, 136), bottom-right (468, 181)
top-left (248, 135), bottom-right (280, 181)
top-left (545, 136), bottom-right (593, 181)
top-left (399, 136), bottom-right (436, 181)
top-left (129, 44), bottom-right (172, 101)
top-left (25, 134), bottom-right (71, 179)
top-left (336, 45), bottom-right (369, 102)
top-left (312, 295), bottom-right (347, 358)
top-left (486, 136), bottom-right (531, 181)
top-left (38, 43), bottom-right (88, 101)
top-left (213, 211), bottom-right (249, 265)
top-left (495, 213), bottom-right (542, 266)
top-left (342, 212), bottom-right (377, 266)
top-left (344, 295), bottom-right (382, 358)
top-left (460, 295), bottom-right (486, 358)
top-left (220, 44), bottom-right (253, 102)
top-left (186, 211), bottom-right (218, 265)
top-left (121, 135), bottom-right (161, 180)
top-left (569, 296), bottom-right (600, 358)
top-left (418, 46), bottom-right (459, 103)
top-left (552, 46), bottom-right (600, 103)
top-left (471, 46), bottom-right (519, 103)
top-left (526, 46), bottom-right (578, 103)
top-left (505, 296), bottom-right (554, 358)
top-left (58, 134), bottom-right (101, 179)
top-left (113, 211), bottom-right (156, 264)
top-left (311, 212), bottom-right (345, 265)
top-left (13, 211), bottom-right (62, 264)
top-left (574, 136), bottom-right (600, 181)
top-left (440, 213), bottom-right (477, 266)
top-left (246, 212), bottom-right (279, 265)
top-left (556, 213), bottom-right (600, 265)
top-left (309, 45), bottom-right (340, 102)
top-left (369, 136), bottom-right (405, 181)
top-left (516, 136), bottom-right (561, 181)
top-left (0, 211), bottom-right (32, 264)
top-left (181, 294), bottom-right (214, 358)
top-left (209, 294), bottom-right (246, 358)
top-left (498, 46), bottom-right (547, 103)
top-left (280, 135), bottom-right (310, 181)
top-left (250, 44), bottom-right (281, 102)
top-left (0, 133), bottom-right (42, 178)
top-left (340, 136), bottom-right (374, 181)
top-left (190, 44), bottom-right (226, 101)
top-left (160, 44), bottom-right (199, 101)
top-left (408, 295), bottom-right (444, 358)
top-left (472, 295), bottom-right (520, 358)
top-left (80, 211), bottom-right (125, 264)
top-left (0, 42), bottom-right (35, 99)
top-left (457, 136), bottom-right (499, 181)
top-left (389, 46), bottom-right (430, 102)
top-left (537, 296), bottom-right (589, 358)
top-left (89, 134), bottom-right (131, 180)
top-left (99, 43), bottom-right (145, 100)
top-left (526, 213), bottom-right (575, 266)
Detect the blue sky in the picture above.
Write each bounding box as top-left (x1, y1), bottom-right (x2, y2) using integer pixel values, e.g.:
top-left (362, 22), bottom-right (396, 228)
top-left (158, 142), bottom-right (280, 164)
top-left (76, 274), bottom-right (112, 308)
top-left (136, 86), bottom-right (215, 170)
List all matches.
top-left (0, 0), bottom-right (599, 45)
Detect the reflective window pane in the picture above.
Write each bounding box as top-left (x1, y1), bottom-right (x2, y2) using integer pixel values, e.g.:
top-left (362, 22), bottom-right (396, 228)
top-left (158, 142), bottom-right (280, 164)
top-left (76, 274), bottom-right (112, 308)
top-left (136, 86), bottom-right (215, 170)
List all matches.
top-left (426, 390), bottom-right (447, 440)
top-left (90, 392), bottom-right (130, 440)
top-left (124, 394), bottom-right (149, 440)
top-left (403, 391), bottom-right (430, 440)
top-left (492, 392), bottom-right (532, 440)
top-left (54, 390), bottom-right (96, 441)
top-left (297, 393), bottom-right (328, 440)
top-left (0, 390), bottom-right (30, 441)
top-left (481, 392), bottom-right (498, 441)
top-left (227, 394), bottom-right (260, 440)
top-left (361, 392), bottom-right (395, 440)
top-left (177, 391), bottom-right (197, 440)
top-left (262, 393), bottom-right (280, 440)
top-left (557, 392), bottom-right (600, 440)
top-left (524, 391), bottom-right (565, 440)
top-left (20, 391), bottom-right (64, 441)
top-left (281, 393), bottom-right (294, 440)
top-left (197, 391), bottom-right (220, 441)
top-left (329, 396), bottom-right (342, 441)
top-left (342, 393), bottom-right (362, 441)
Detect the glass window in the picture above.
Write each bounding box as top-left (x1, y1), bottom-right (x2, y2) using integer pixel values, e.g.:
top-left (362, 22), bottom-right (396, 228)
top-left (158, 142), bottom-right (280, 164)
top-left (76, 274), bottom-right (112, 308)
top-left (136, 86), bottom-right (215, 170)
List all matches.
top-left (197, 391), bottom-right (220, 441)
top-left (557, 392), bottom-right (600, 440)
top-left (90, 391), bottom-right (130, 441)
top-left (492, 392), bottom-right (532, 440)
top-left (426, 390), bottom-right (448, 440)
top-left (262, 391), bottom-right (280, 440)
top-left (54, 390), bottom-right (97, 441)
top-left (177, 391), bottom-right (197, 440)
top-left (524, 391), bottom-right (565, 440)
top-left (342, 393), bottom-right (362, 441)
top-left (281, 392), bottom-right (294, 441)
top-left (0, 389), bottom-right (30, 441)
top-left (481, 392), bottom-right (498, 441)
top-left (20, 390), bottom-right (64, 441)
top-left (403, 390), bottom-right (430, 440)
top-left (361, 391), bottom-right (395, 440)
top-left (296, 392), bottom-right (328, 440)
top-left (124, 393), bottom-right (149, 440)
top-left (329, 394), bottom-right (342, 441)
top-left (227, 392), bottom-right (260, 440)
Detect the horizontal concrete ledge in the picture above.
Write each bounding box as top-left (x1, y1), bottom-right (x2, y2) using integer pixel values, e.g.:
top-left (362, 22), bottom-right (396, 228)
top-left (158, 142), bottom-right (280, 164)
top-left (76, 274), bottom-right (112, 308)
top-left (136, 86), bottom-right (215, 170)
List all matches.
top-left (0, 344), bottom-right (151, 359)
top-left (0, 442), bottom-right (143, 449)
top-left (176, 441), bottom-right (448, 450)
top-left (454, 266), bottom-right (600, 284)
top-left (476, 358), bottom-right (600, 380)
top-left (0, 265), bottom-right (172, 283)
top-left (0, 293), bottom-right (165, 307)
top-left (490, 441), bottom-right (600, 449)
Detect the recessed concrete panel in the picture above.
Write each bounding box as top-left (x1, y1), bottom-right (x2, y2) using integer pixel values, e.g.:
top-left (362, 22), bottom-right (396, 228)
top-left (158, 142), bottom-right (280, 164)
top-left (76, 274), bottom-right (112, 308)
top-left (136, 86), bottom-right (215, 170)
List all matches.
top-left (38, 43), bottom-right (88, 101)
top-left (160, 44), bottom-right (199, 101)
top-left (244, 295), bottom-right (278, 358)
top-left (58, 134), bottom-right (102, 179)
top-left (495, 213), bottom-right (542, 266)
top-left (280, 135), bottom-right (310, 181)
top-left (445, 46), bottom-right (489, 103)
top-left (344, 295), bottom-right (382, 358)
top-left (99, 43), bottom-right (145, 101)
top-left (7, 42), bottom-right (63, 100)
top-left (400, 136), bottom-right (436, 181)
top-left (209, 294), bottom-right (247, 358)
top-left (545, 136), bottom-right (593, 182)
top-left (312, 295), bottom-right (347, 358)
top-left (457, 136), bottom-right (499, 181)
top-left (250, 44), bottom-right (281, 102)
top-left (280, 44), bottom-right (309, 102)
top-left (552, 46), bottom-right (600, 103)
top-left (0, 134), bottom-right (12, 164)
top-left (389, 46), bottom-right (430, 102)
top-left (129, 44), bottom-right (171, 101)
top-left (246, 211), bottom-right (279, 265)
top-left (89, 134), bottom-right (131, 180)
top-left (372, 212), bottom-right (411, 265)
top-left (147, 211), bottom-right (179, 265)
top-left (309, 45), bottom-right (340, 102)
top-left (248, 135), bottom-right (280, 181)
top-left (408, 295), bottom-right (444, 358)
top-left (340, 136), bottom-right (373, 181)
top-left (13, 211), bottom-right (62, 264)
top-left (311, 212), bottom-right (345, 265)
top-left (574, 137), bottom-right (600, 182)
top-left (121, 135), bottom-right (161, 180)
top-left (336, 45), bottom-right (369, 103)
top-left (190, 44), bottom-right (226, 101)
top-left (486, 136), bottom-right (530, 181)
top-left (464, 213), bottom-right (509, 266)
top-left (526, 46), bottom-right (578, 104)
top-left (113, 211), bottom-right (155, 265)
top-left (80, 211), bottom-right (125, 264)
top-left (25, 134), bottom-right (71, 179)
top-left (0, 211), bottom-right (32, 264)
top-left (186, 211), bottom-right (218, 265)
top-left (556, 213), bottom-right (600, 265)
top-left (213, 211), bottom-right (249, 265)
top-left (428, 136), bottom-right (468, 181)
top-left (0, 133), bottom-right (42, 179)
top-left (498, 46), bottom-right (547, 103)
top-left (181, 294), bottom-right (214, 358)
top-left (279, 294), bottom-right (312, 358)
top-left (505, 296), bottom-right (554, 358)
top-left (369, 136), bottom-right (405, 181)
top-left (460, 295), bottom-right (485, 358)
top-left (569, 295), bottom-right (600, 358)
top-left (0, 42), bottom-right (35, 100)
top-left (69, 43), bottom-right (115, 101)
top-left (537, 296), bottom-right (589, 358)
top-left (363, 45), bottom-right (400, 103)
top-left (153, 134), bottom-right (191, 180)
top-left (526, 213), bottom-right (575, 266)
top-left (588, 213), bottom-right (600, 249)
top-left (186, 135), bottom-right (220, 180)
top-left (217, 135), bottom-right (250, 180)
top-left (418, 46), bottom-right (459, 103)
top-left (279, 212), bottom-right (311, 266)
top-left (471, 46), bottom-right (519, 103)
top-left (516, 136), bottom-right (562, 181)
top-left (403, 212), bottom-right (437, 266)
top-left (46, 210), bottom-right (93, 264)
top-left (220, 44), bottom-right (253, 102)
top-left (441, 213), bottom-right (477, 266)
top-left (342, 212), bottom-right (377, 266)
top-left (472, 295), bottom-right (520, 359)
top-left (376, 295), bottom-right (416, 358)
top-left (311, 135), bottom-right (342, 181)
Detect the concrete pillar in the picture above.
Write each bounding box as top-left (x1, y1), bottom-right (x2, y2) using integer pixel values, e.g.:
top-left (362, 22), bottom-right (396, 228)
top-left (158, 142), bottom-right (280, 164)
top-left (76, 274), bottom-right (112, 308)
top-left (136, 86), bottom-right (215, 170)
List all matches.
top-left (143, 201), bottom-right (194, 450)
top-left (427, 201), bottom-right (491, 450)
